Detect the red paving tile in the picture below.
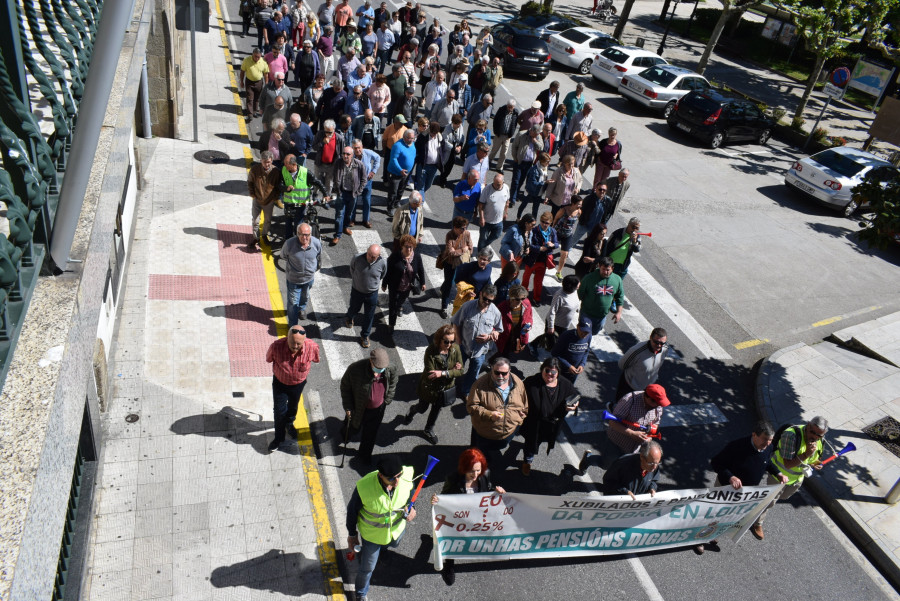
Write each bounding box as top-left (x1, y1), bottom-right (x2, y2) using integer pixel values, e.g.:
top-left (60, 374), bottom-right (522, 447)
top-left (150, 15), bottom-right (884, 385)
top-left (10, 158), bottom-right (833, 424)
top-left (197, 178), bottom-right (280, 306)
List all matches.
top-left (148, 224), bottom-right (278, 377)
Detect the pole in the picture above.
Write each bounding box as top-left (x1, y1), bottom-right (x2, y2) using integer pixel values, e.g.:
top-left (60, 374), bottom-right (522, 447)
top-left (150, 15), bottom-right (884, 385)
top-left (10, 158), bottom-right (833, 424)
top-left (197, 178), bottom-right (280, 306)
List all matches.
top-left (887, 477), bottom-right (900, 505)
top-left (140, 60), bottom-right (152, 139)
top-left (190, 0), bottom-right (199, 143)
top-left (803, 96), bottom-right (831, 151)
top-left (657, 1), bottom-right (678, 56)
top-left (49, 0), bottom-right (136, 271)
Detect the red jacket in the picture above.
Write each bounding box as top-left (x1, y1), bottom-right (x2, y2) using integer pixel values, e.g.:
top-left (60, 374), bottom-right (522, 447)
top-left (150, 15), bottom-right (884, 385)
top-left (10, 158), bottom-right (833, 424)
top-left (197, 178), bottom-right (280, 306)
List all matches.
top-left (496, 299), bottom-right (533, 355)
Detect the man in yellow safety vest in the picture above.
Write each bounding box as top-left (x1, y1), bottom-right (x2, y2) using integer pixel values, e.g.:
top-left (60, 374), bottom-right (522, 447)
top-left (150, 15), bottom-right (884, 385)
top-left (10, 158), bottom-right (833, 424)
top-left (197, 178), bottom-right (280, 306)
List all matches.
top-left (346, 455), bottom-right (417, 601)
top-left (279, 154), bottom-right (326, 240)
top-left (752, 416), bottom-right (827, 540)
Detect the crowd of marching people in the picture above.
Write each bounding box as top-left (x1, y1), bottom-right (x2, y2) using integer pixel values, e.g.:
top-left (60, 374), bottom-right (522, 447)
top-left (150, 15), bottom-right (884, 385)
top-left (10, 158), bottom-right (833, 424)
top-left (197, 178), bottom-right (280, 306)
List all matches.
top-left (247, 1), bottom-right (830, 598)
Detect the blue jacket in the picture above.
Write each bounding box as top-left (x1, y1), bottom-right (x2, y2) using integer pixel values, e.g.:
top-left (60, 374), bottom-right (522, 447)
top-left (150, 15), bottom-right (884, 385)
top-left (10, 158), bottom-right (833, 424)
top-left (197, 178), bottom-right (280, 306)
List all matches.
top-left (450, 83), bottom-right (472, 115)
top-left (286, 122), bottom-right (315, 156)
top-left (523, 224), bottom-right (558, 267)
top-left (551, 328), bottom-right (592, 371)
top-left (499, 224), bottom-right (527, 262)
top-left (388, 139), bottom-right (416, 175)
top-left (524, 163), bottom-right (547, 197)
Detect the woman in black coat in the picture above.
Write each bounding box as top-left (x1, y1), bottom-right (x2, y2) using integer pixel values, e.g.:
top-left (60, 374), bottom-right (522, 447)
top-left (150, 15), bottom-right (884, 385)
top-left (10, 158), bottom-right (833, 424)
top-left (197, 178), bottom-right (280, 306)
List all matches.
top-left (520, 357), bottom-right (578, 475)
top-left (382, 234), bottom-right (426, 335)
top-left (431, 447), bottom-right (505, 585)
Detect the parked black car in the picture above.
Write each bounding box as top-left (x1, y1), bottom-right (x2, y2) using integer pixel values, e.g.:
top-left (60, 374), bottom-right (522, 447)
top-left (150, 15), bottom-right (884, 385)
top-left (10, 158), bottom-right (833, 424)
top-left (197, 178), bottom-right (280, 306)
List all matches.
top-left (502, 14), bottom-right (581, 41)
top-left (488, 23), bottom-right (551, 80)
top-left (666, 89), bottom-right (776, 149)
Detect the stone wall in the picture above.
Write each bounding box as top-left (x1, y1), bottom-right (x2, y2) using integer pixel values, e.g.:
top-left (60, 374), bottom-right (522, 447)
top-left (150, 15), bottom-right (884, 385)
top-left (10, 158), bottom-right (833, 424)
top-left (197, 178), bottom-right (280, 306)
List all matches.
top-left (147, 0), bottom-right (184, 138)
top-left (0, 0), bottom-right (152, 598)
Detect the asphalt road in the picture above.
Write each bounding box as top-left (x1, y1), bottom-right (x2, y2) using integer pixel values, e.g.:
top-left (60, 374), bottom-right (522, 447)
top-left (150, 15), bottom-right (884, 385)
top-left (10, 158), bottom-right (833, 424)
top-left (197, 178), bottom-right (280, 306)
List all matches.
top-left (218, 0), bottom-right (900, 599)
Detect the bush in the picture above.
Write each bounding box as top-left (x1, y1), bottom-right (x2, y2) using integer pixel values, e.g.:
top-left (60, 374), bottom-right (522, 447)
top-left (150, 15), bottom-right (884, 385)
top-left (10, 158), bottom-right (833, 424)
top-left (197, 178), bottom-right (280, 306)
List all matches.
top-left (856, 177), bottom-right (900, 250)
top-left (830, 136), bottom-right (847, 147)
top-left (813, 126), bottom-right (828, 142)
top-left (772, 108), bottom-right (787, 123)
top-left (520, 1), bottom-right (543, 16)
top-left (791, 116), bottom-right (806, 132)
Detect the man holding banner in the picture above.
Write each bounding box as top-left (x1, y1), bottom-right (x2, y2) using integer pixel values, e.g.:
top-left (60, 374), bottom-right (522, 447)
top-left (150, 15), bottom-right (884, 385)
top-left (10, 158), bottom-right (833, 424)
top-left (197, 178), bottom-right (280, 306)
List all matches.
top-left (346, 455), bottom-right (417, 601)
top-left (752, 416), bottom-right (827, 541)
top-left (602, 440), bottom-right (662, 499)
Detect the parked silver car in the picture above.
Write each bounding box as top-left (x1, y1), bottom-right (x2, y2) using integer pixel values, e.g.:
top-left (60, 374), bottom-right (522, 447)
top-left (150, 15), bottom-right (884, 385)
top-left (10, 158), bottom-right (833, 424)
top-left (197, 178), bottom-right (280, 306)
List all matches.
top-left (618, 64), bottom-right (709, 115)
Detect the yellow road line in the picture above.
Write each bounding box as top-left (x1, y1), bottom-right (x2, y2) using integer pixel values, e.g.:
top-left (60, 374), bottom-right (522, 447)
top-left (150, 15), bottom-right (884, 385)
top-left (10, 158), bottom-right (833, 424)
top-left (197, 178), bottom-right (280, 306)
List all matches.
top-left (734, 338), bottom-right (769, 350)
top-left (214, 3), bottom-right (344, 598)
top-left (812, 315), bottom-right (843, 328)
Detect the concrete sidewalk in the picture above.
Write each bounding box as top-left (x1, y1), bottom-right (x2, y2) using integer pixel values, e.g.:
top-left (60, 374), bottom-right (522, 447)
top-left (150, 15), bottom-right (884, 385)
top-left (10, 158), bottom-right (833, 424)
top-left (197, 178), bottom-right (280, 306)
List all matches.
top-left (83, 4), bottom-right (338, 600)
top-left (756, 312), bottom-right (900, 589)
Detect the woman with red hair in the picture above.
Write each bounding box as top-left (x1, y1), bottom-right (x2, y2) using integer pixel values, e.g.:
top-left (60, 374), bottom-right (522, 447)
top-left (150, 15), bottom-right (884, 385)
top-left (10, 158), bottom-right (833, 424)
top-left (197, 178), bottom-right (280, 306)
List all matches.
top-left (430, 447), bottom-right (505, 585)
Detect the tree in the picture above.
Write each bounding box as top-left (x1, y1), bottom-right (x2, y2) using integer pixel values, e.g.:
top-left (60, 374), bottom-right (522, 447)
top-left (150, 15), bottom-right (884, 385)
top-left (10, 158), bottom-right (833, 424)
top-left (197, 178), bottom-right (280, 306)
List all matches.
top-left (856, 177), bottom-right (900, 250)
top-left (696, 0), bottom-right (764, 74)
top-left (612, 0), bottom-right (638, 40)
top-left (784, 0), bottom-right (894, 122)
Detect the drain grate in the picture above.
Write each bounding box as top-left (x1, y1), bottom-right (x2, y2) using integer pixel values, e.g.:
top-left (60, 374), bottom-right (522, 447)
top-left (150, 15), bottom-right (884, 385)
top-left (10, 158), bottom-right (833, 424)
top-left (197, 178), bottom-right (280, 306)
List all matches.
top-left (863, 416), bottom-right (900, 459)
top-left (194, 150), bottom-right (231, 164)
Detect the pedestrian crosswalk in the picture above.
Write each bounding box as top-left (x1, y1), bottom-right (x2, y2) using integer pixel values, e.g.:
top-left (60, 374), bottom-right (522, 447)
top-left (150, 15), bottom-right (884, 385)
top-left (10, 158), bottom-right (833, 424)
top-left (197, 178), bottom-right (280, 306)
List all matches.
top-left (299, 211), bottom-right (729, 430)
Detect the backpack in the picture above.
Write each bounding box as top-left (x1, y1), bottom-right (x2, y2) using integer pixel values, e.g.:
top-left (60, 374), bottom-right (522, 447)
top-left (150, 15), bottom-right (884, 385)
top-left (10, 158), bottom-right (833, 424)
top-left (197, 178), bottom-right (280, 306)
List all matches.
top-left (772, 424), bottom-right (802, 457)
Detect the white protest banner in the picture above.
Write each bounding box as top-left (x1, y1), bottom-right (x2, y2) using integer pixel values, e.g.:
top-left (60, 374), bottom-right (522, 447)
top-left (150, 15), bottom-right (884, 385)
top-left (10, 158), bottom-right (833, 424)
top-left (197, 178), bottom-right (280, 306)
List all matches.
top-left (431, 484), bottom-right (781, 568)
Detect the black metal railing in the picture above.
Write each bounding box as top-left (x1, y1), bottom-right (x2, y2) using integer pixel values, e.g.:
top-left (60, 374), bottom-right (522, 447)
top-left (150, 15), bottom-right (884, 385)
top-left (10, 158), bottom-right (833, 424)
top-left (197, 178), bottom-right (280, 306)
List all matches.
top-left (0, 0), bottom-right (102, 385)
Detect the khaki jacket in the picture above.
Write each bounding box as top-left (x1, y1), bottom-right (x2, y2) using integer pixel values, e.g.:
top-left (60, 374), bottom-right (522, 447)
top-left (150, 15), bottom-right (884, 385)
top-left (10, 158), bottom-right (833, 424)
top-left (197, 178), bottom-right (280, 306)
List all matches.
top-left (466, 372), bottom-right (528, 440)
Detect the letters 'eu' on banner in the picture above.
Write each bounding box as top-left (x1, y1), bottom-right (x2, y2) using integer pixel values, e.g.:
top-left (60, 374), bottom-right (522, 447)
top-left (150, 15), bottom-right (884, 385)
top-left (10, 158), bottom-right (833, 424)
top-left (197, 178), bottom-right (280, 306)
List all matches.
top-left (431, 484), bottom-right (782, 569)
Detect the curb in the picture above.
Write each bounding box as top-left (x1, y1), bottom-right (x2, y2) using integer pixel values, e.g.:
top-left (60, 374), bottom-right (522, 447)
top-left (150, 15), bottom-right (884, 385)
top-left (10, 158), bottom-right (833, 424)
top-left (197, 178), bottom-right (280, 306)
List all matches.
top-left (754, 343), bottom-right (900, 591)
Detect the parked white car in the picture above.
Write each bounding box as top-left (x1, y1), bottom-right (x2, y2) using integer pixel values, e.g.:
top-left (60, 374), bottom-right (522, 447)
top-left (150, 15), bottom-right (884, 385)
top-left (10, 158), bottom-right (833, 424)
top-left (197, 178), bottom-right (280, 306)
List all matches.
top-left (547, 27), bottom-right (619, 74)
top-left (785, 147), bottom-right (900, 216)
top-left (618, 64), bottom-right (709, 115)
top-left (590, 46), bottom-right (668, 88)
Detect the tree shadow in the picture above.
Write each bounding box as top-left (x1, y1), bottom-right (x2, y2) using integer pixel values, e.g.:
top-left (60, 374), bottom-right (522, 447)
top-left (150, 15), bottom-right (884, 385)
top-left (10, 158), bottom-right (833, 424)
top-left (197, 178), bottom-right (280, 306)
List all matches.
top-left (210, 549), bottom-right (323, 595)
top-left (170, 407), bottom-right (275, 455)
top-left (216, 132), bottom-right (249, 143)
top-left (806, 221), bottom-right (854, 240)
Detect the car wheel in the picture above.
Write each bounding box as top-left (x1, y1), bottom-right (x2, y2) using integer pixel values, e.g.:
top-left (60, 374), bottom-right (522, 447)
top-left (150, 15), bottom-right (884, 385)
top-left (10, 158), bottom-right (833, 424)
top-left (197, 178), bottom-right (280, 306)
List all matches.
top-left (578, 59), bottom-right (592, 74)
top-left (710, 131), bottom-right (725, 149)
top-left (663, 100), bottom-right (677, 119)
top-left (666, 118), bottom-right (679, 131)
top-left (843, 199), bottom-right (859, 217)
top-left (758, 128), bottom-right (771, 145)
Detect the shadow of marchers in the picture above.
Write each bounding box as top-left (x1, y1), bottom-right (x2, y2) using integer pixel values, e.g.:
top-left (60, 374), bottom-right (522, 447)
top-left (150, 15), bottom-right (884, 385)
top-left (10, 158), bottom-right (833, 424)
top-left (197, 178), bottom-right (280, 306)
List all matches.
top-left (200, 103), bottom-right (244, 116)
top-left (203, 302), bottom-right (284, 337)
top-left (183, 226), bottom-right (221, 240)
top-left (206, 180), bottom-right (249, 195)
top-left (170, 408), bottom-right (274, 455)
top-left (210, 549), bottom-right (323, 595)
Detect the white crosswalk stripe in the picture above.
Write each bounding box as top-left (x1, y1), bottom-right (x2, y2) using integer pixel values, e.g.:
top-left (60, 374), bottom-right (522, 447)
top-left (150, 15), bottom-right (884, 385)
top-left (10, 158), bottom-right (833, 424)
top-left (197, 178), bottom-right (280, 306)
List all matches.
top-left (628, 260), bottom-right (733, 361)
top-left (308, 244), bottom-right (367, 380)
top-left (351, 230), bottom-right (430, 373)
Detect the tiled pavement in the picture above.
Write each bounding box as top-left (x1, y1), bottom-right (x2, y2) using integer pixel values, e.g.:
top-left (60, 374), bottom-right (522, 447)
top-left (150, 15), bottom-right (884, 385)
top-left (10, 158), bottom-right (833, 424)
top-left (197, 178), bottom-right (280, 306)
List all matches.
top-left (84, 4), bottom-right (331, 600)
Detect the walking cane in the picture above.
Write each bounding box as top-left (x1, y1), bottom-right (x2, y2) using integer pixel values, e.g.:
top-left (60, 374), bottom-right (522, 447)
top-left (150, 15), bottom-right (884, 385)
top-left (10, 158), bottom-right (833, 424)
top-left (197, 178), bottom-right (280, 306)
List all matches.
top-left (339, 414), bottom-right (352, 469)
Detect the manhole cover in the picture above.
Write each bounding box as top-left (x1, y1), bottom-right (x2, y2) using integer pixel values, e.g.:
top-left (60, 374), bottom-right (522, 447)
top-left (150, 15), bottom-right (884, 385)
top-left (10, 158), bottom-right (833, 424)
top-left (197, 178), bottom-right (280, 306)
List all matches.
top-left (125, 413), bottom-right (140, 423)
top-left (863, 416), bottom-right (900, 459)
top-left (194, 150), bottom-right (230, 164)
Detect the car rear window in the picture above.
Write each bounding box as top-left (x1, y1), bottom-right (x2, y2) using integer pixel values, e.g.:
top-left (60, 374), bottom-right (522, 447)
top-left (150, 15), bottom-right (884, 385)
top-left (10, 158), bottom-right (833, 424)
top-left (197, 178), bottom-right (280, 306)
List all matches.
top-left (683, 93), bottom-right (721, 114)
top-left (641, 66), bottom-right (676, 86)
top-left (560, 30), bottom-right (590, 44)
top-left (602, 48), bottom-right (628, 63)
top-left (812, 150), bottom-right (867, 178)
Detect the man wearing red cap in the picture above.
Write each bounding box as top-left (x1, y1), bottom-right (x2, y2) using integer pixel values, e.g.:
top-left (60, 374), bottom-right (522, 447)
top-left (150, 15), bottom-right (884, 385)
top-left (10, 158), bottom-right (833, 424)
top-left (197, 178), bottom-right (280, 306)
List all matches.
top-left (580, 383), bottom-right (669, 474)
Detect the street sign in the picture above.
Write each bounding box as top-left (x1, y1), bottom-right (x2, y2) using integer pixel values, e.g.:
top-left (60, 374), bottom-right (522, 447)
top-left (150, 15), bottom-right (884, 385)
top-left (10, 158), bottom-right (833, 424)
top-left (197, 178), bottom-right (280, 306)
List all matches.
top-left (831, 67), bottom-right (851, 88)
top-left (823, 82), bottom-right (845, 101)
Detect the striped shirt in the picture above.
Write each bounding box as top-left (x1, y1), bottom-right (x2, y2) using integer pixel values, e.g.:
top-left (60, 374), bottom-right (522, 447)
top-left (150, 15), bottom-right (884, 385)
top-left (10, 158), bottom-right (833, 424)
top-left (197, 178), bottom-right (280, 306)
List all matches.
top-left (606, 391), bottom-right (662, 454)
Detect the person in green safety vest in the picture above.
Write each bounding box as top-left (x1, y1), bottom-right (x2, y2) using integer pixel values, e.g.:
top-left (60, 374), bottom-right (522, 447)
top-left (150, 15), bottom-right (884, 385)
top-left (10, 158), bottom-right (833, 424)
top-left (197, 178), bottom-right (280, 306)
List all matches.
top-left (346, 455), bottom-right (417, 601)
top-left (751, 416), bottom-right (827, 541)
top-left (279, 154), bottom-right (326, 240)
